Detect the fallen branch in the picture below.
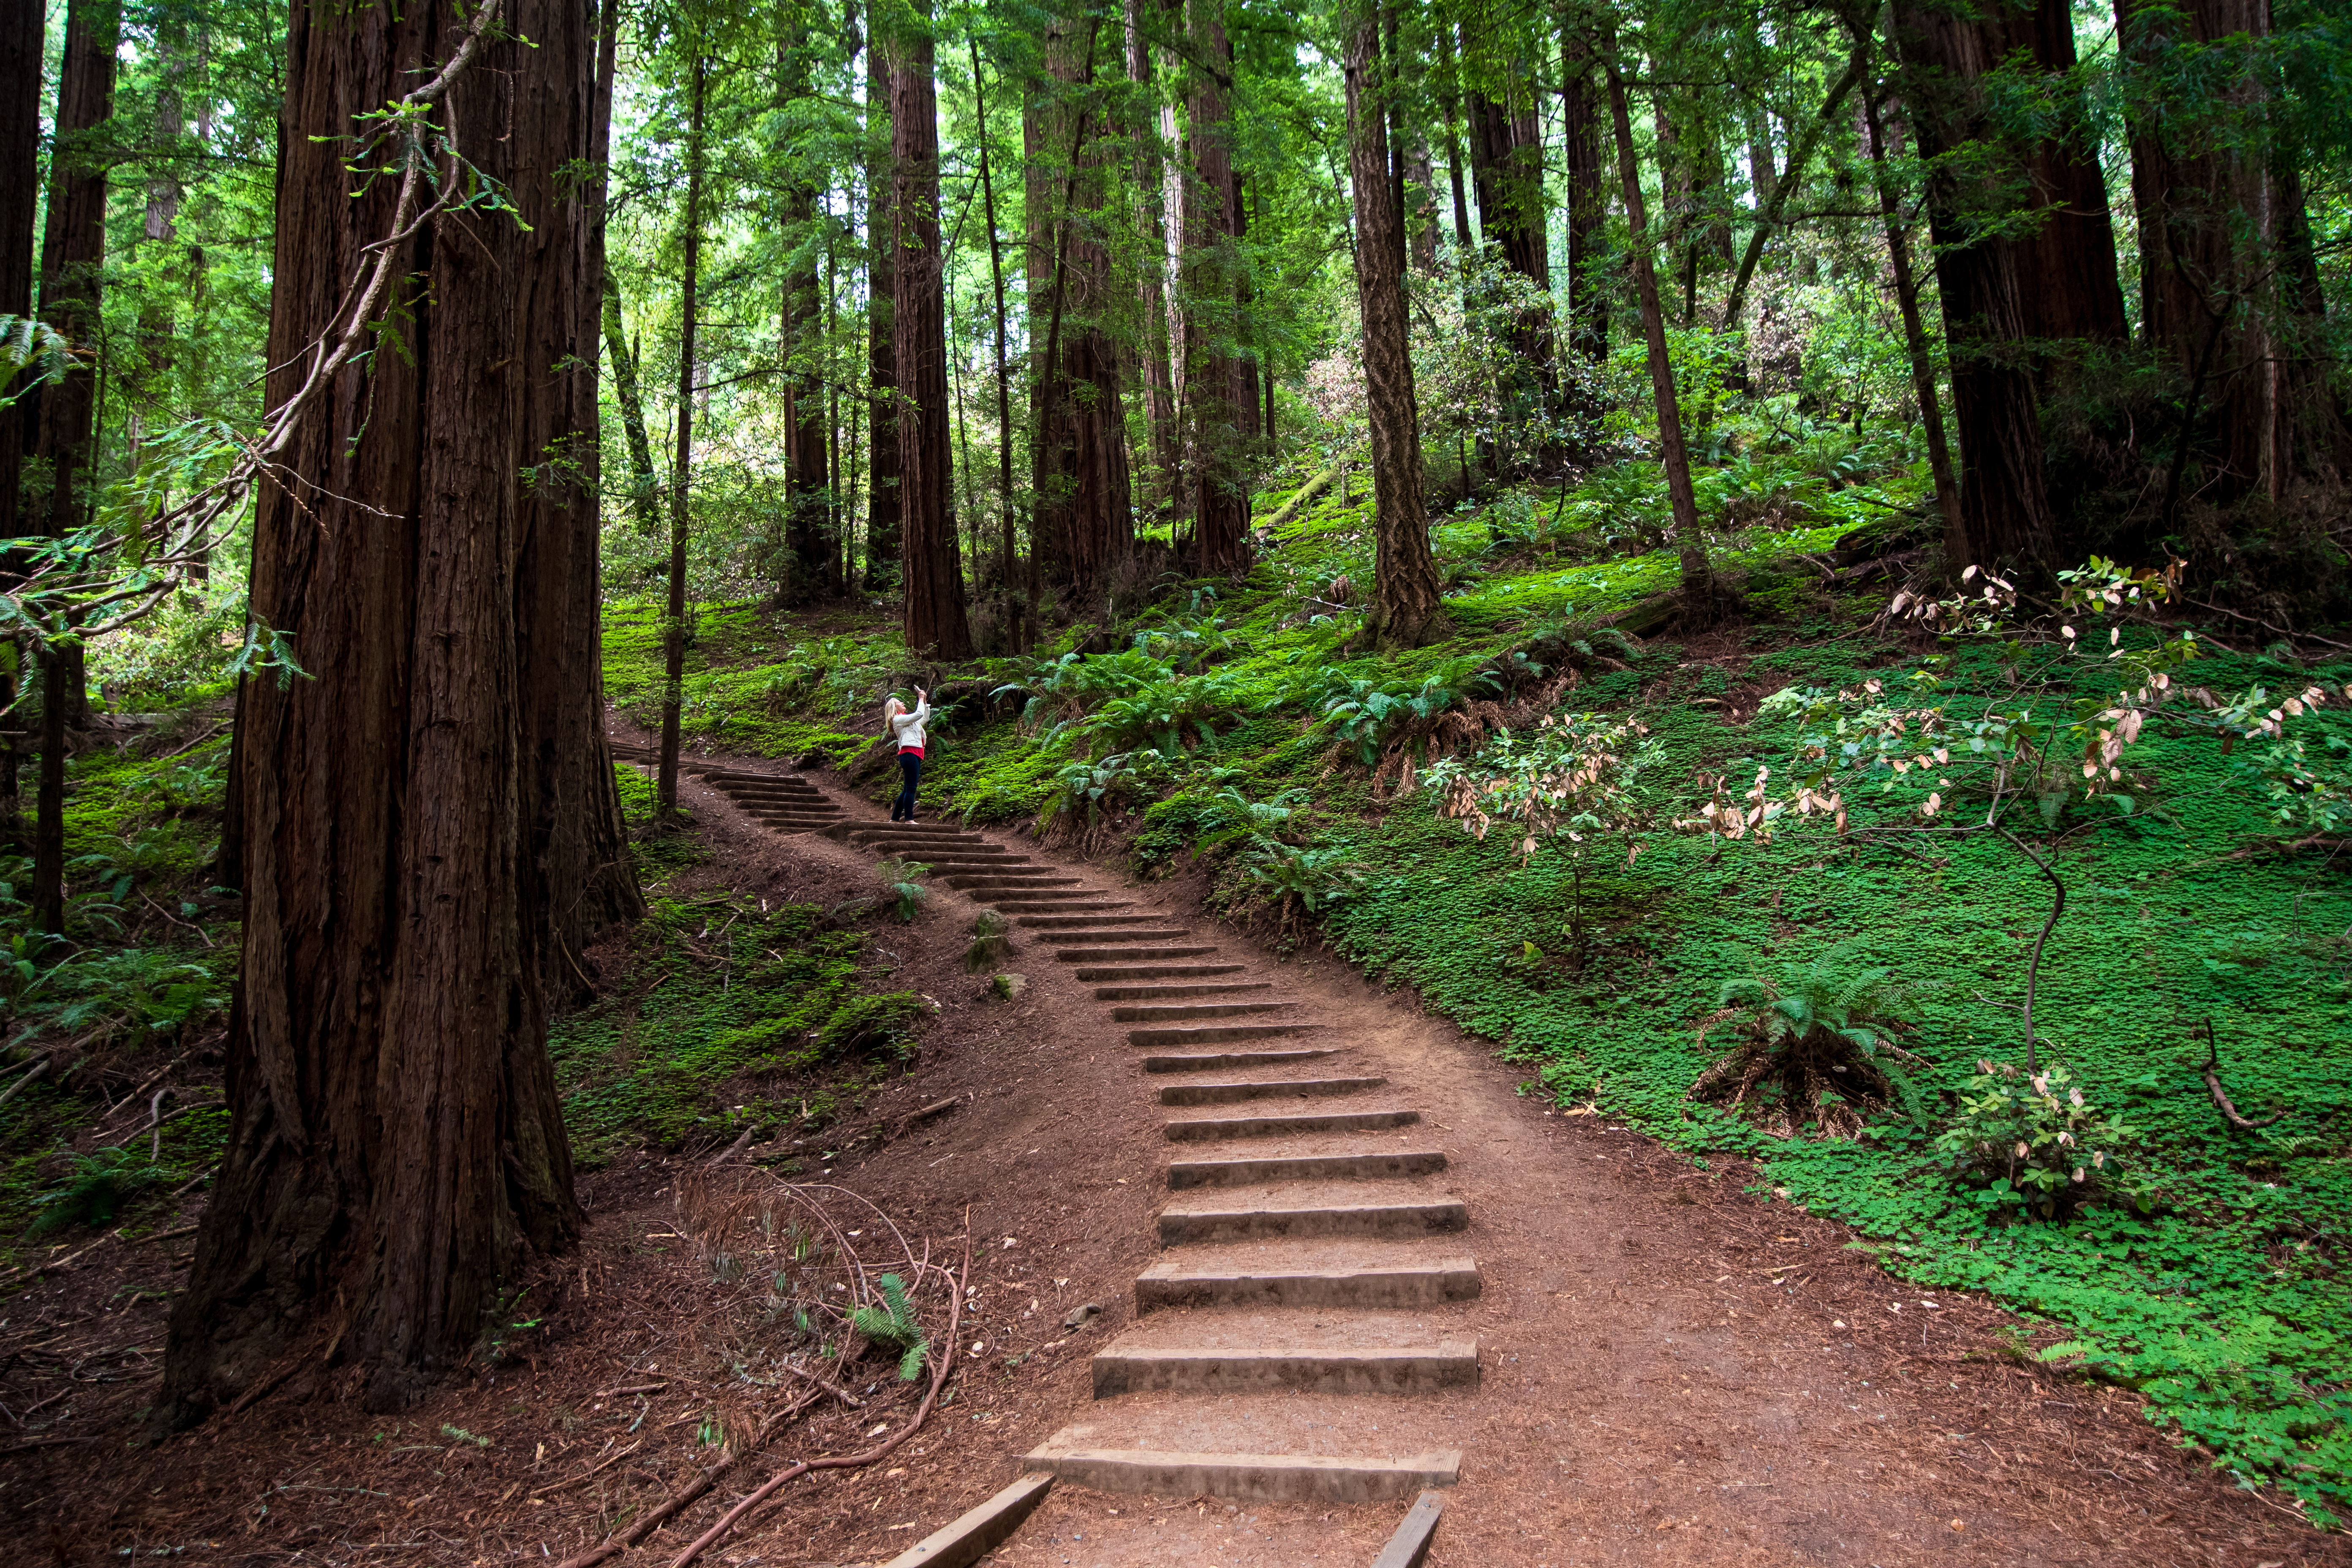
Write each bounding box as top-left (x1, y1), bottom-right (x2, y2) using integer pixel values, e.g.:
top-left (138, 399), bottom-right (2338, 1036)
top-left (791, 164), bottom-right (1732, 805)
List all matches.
top-left (779, 1361), bottom-right (864, 1409)
top-left (2196, 1019), bottom-right (2284, 1132)
top-left (532, 1441), bottom-right (644, 1497)
top-left (0, 1056), bottom-right (50, 1112)
top-left (662, 1242), bottom-right (971, 1568)
top-left (545, 1390), bottom-right (820, 1568)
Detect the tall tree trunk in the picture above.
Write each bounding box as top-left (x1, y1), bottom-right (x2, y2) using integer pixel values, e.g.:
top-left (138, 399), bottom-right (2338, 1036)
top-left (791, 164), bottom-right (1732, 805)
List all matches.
top-left (1602, 33), bottom-right (1713, 622)
top-left (1892, 0), bottom-right (2121, 565)
top-left (863, 26), bottom-right (902, 590)
top-left (2118, 0), bottom-right (2346, 503)
top-left (1859, 69), bottom-right (1965, 569)
top-left (1435, 23), bottom-right (1474, 255)
top-left (971, 37), bottom-right (1021, 641)
top-left (0, 0), bottom-right (43, 852)
top-left (1560, 30), bottom-right (1609, 367)
top-left (1344, 5), bottom-right (1450, 651)
top-left (1405, 135), bottom-right (1440, 274)
top-left (891, 3), bottom-right (973, 660)
top-left (659, 54), bottom-right (705, 816)
top-left (601, 274), bottom-right (664, 534)
top-left (161, 0), bottom-right (608, 1421)
top-left (779, 26), bottom-right (833, 603)
top-left (1463, 33), bottom-right (1557, 437)
top-left (29, 0), bottom-right (118, 943)
top-left (1125, 0), bottom-right (1179, 528)
top-left (1182, 0), bottom-right (1249, 573)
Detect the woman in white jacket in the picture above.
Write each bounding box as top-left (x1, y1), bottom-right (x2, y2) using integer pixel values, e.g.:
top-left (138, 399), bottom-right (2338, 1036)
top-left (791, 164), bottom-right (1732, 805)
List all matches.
top-left (882, 688), bottom-right (930, 822)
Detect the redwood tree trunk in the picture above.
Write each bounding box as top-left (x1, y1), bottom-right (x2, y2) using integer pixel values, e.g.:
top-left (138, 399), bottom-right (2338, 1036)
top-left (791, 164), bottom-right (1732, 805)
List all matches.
top-left (1464, 37), bottom-right (1557, 401)
top-left (1182, 0), bottom-right (1249, 574)
top-left (28, 0), bottom-right (117, 941)
top-left (1603, 34), bottom-right (1713, 622)
top-left (1125, 0), bottom-right (1179, 527)
top-left (1344, 6), bottom-right (1450, 651)
top-left (892, 8), bottom-right (973, 660)
top-left (1560, 30), bottom-right (1609, 368)
top-left (658, 54), bottom-right (705, 816)
top-left (601, 273), bottom-right (664, 535)
top-left (0, 0), bottom-right (42, 852)
top-left (161, 0), bottom-right (615, 1420)
top-left (779, 27), bottom-right (834, 602)
top-left (863, 29), bottom-right (902, 590)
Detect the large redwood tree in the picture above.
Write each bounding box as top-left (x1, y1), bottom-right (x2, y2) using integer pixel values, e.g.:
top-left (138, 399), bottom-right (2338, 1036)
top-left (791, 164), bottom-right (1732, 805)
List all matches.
top-left (161, 0), bottom-right (635, 1421)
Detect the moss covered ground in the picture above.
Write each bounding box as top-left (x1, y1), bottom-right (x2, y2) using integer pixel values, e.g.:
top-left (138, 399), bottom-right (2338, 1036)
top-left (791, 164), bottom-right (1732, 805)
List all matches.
top-left (615, 441), bottom-right (2352, 1524)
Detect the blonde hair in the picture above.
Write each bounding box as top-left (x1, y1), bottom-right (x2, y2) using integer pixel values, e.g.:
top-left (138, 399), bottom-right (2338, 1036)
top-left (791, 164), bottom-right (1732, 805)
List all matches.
top-left (882, 697), bottom-right (906, 720)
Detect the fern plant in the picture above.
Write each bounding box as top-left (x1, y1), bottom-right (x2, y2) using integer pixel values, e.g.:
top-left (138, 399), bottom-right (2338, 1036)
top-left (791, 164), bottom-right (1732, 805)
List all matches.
top-left (30, 1146), bottom-right (169, 1235)
top-left (850, 1272), bottom-right (930, 1380)
top-left (1688, 956), bottom-right (1925, 1139)
top-left (874, 858), bottom-right (931, 923)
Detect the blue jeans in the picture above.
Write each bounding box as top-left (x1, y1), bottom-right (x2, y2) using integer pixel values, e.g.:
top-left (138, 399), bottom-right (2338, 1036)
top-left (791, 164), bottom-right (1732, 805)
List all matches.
top-left (893, 751), bottom-right (923, 819)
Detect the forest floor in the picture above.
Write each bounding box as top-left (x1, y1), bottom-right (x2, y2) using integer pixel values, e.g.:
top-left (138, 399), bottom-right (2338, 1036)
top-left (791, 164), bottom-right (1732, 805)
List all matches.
top-left (5, 733), bottom-right (2339, 1567)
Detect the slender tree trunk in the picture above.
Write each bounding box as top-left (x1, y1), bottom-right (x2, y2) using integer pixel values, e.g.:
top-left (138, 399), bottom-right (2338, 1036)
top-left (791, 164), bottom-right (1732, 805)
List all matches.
top-left (602, 275), bottom-right (664, 534)
top-left (1125, 0), bottom-right (1179, 528)
top-left (1859, 68), bottom-right (1965, 569)
top-left (0, 0), bottom-right (43, 852)
top-left (971, 38), bottom-right (1020, 642)
top-left (779, 26), bottom-right (833, 603)
top-left (161, 0), bottom-right (605, 1421)
top-left (1435, 24), bottom-right (1474, 256)
top-left (1344, 5), bottom-right (1450, 651)
top-left (892, 3), bottom-right (973, 660)
top-left (659, 54), bottom-right (705, 816)
top-left (1463, 35), bottom-right (1557, 397)
top-left (1182, 0), bottom-right (1248, 573)
top-left (863, 25), bottom-right (902, 590)
top-left (28, 0), bottom-right (118, 941)
top-left (1602, 33), bottom-right (1713, 622)
top-left (1560, 30), bottom-right (1609, 368)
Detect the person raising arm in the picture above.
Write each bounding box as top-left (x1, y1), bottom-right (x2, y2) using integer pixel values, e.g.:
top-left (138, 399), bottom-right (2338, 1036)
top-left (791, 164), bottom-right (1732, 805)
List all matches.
top-left (884, 688), bottom-right (930, 822)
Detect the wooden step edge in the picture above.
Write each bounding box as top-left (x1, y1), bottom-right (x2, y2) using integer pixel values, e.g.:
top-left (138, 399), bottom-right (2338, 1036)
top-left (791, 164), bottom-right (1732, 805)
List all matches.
top-left (881, 1471), bottom-right (1055, 1568)
top-left (1018, 1440), bottom-right (1460, 1504)
top-left (1371, 1491), bottom-right (1448, 1568)
top-left (1165, 1149), bottom-right (1448, 1188)
top-left (1088, 1339), bottom-right (1479, 1398)
top-left (1134, 1257), bottom-right (1483, 1312)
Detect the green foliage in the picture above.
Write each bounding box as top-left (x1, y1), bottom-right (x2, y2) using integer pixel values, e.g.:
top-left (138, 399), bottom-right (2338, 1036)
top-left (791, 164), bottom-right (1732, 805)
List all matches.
top-left (30, 1145), bottom-right (170, 1235)
top-left (875, 858), bottom-right (931, 923)
top-left (1936, 1060), bottom-right (2149, 1220)
top-left (849, 1272), bottom-right (930, 1380)
top-left (813, 993), bottom-right (925, 1062)
top-left (1689, 955), bottom-right (1922, 1140)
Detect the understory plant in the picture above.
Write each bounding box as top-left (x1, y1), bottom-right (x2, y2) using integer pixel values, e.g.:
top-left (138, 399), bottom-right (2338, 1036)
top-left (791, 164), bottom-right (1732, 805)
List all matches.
top-left (1935, 1059), bottom-right (2147, 1220)
top-left (874, 858), bottom-right (931, 923)
top-left (849, 1273), bottom-right (930, 1380)
top-left (1689, 956), bottom-right (1925, 1139)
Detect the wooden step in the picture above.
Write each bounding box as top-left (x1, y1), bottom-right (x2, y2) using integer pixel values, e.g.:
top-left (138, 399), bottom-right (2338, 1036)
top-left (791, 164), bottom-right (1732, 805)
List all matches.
top-left (1113, 1000), bottom-right (1299, 1022)
top-left (1135, 1255), bottom-right (1481, 1311)
top-left (1020, 1437), bottom-right (1460, 1504)
top-left (1057, 945), bottom-right (1218, 963)
top-left (1075, 963), bottom-right (1246, 981)
top-left (1167, 1149), bottom-right (1447, 1188)
top-left (1037, 930), bottom-right (1194, 946)
top-left (1093, 981), bottom-right (1272, 1002)
top-left (1015, 912), bottom-right (1160, 928)
top-left (1141, 1048), bottom-right (1340, 1073)
top-left (940, 874), bottom-right (1078, 890)
top-left (1158, 1197), bottom-right (1467, 1244)
top-left (1163, 1108), bottom-right (1417, 1138)
top-left (1090, 1339), bottom-right (1479, 1398)
top-left (1158, 1077), bottom-right (1387, 1105)
top-left (1127, 1022), bottom-right (1326, 1048)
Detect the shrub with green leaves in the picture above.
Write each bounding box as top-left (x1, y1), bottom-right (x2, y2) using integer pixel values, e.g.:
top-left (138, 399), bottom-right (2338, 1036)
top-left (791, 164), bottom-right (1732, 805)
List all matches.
top-left (875, 858), bottom-right (931, 923)
top-left (30, 1145), bottom-right (169, 1235)
top-left (814, 993), bottom-right (925, 1063)
top-left (1936, 1059), bottom-right (2147, 1220)
top-left (1689, 957), bottom-right (1923, 1139)
top-left (849, 1272), bottom-right (930, 1380)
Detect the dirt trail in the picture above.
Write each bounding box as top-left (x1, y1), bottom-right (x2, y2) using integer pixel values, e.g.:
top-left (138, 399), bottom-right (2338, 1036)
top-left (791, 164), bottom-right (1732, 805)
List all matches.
top-left (673, 752), bottom-right (2342, 1568)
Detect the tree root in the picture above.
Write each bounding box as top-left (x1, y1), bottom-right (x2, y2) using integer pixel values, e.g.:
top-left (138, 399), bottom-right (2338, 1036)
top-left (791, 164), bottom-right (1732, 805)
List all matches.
top-left (2197, 1019), bottom-right (2285, 1132)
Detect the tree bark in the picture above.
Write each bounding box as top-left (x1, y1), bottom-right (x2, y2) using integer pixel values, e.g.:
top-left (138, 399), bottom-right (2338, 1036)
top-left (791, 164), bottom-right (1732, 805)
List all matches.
top-left (1125, 0), bottom-right (1179, 529)
top-left (1560, 30), bottom-right (1608, 367)
top-left (1859, 68), bottom-right (1966, 569)
top-left (863, 26), bottom-right (902, 591)
top-left (970, 36), bottom-right (1020, 637)
top-left (1463, 32), bottom-right (1557, 398)
top-left (891, 3), bottom-right (973, 660)
top-left (161, 0), bottom-right (609, 1421)
top-left (601, 273), bottom-right (664, 535)
top-left (1602, 31), bottom-right (1714, 623)
top-left (0, 0), bottom-right (43, 853)
top-left (1435, 23), bottom-right (1474, 255)
top-left (1892, 0), bottom-right (2124, 565)
top-left (657, 54), bottom-right (705, 817)
top-left (779, 25), bottom-right (834, 603)
top-left (2118, 0), bottom-right (2347, 502)
top-left (1182, 0), bottom-right (1249, 574)
top-left (28, 0), bottom-right (117, 942)
top-left (1343, 6), bottom-right (1451, 651)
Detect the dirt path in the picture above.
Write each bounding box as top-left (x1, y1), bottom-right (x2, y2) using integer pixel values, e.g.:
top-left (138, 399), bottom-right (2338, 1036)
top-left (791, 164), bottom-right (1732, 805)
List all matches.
top-left (666, 751), bottom-right (2343, 1568)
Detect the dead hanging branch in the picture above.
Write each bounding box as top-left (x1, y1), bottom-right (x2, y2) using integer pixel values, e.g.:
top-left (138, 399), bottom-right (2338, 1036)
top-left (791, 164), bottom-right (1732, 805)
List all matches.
top-left (2197, 1019), bottom-right (2286, 1132)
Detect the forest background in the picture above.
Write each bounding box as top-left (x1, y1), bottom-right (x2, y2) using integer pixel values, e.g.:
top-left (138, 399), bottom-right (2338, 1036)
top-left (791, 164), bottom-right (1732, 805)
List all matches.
top-left (1, 0), bottom-right (2351, 1541)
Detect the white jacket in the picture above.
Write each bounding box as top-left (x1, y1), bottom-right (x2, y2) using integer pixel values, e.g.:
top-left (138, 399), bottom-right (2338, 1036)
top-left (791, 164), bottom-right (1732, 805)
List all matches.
top-left (888, 699), bottom-right (930, 751)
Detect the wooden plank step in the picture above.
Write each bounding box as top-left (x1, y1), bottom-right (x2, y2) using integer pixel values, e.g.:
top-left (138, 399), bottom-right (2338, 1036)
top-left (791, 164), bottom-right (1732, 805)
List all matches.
top-left (1015, 912), bottom-right (1160, 928)
top-left (1089, 1339), bottom-right (1478, 1398)
top-left (1038, 930), bottom-right (1194, 946)
top-left (1371, 1491), bottom-right (1448, 1568)
top-left (1163, 1108), bottom-right (1417, 1138)
top-left (1113, 1000), bottom-right (1299, 1022)
top-left (1094, 981), bottom-right (1272, 1002)
top-left (1130, 1022), bottom-right (1326, 1047)
top-left (1141, 1049), bottom-right (1339, 1073)
top-left (1158, 1198), bottom-right (1467, 1244)
top-left (881, 1472), bottom-right (1056, 1568)
top-left (1075, 964), bottom-right (1247, 981)
top-left (1167, 1149), bottom-right (1447, 1188)
top-left (1018, 1438), bottom-right (1460, 1504)
top-left (1135, 1256), bottom-right (1481, 1312)
top-left (1157, 1077), bottom-right (1387, 1105)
